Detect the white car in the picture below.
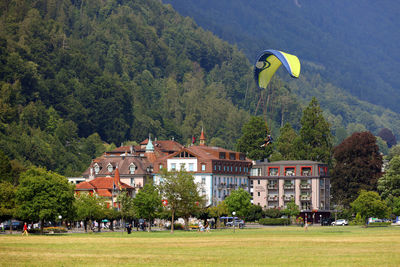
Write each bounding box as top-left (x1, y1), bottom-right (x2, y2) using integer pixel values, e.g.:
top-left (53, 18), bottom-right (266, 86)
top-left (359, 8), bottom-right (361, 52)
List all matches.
top-left (331, 219), bottom-right (348, 226)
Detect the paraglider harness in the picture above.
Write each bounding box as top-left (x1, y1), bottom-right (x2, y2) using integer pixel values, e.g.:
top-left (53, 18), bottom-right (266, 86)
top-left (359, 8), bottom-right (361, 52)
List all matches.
top-left (260, 135), bottom-right (273, 147)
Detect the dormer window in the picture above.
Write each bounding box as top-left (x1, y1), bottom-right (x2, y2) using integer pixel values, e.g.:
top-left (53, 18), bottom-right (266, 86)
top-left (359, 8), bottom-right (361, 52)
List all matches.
top-left (107, 163), bottom-right (113, 173)
top-left (94, 163), bottom-right (100, 174)
top-left (129, 163), bottom-right (136, 174)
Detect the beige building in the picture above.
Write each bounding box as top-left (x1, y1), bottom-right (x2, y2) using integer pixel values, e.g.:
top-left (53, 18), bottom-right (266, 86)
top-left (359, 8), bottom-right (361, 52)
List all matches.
top-left (250, 160), bottom-right (330, 223)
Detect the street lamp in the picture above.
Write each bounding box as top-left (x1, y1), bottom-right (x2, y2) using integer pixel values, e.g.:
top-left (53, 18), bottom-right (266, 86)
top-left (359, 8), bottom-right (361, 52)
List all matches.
top-left (232, 211), bottom-right (236, 233)
top-left (58, 215), bottom-right (62, 227)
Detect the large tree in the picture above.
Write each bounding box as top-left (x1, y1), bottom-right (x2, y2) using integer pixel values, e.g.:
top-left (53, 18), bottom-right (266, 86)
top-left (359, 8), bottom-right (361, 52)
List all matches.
top-left (74, 192), bottom-right (108, 232)
top-left (224, 188), bottom-right (252, 219)
top-left (15, 167), bottom-right (75, 232)
top-left (274, 123), bottom-right (298, 160)
top-left (378, 156), bottom-right (400, 199)
top-left (133, 183), bottom-right (162, 231)
top-left (331, 131), bottom-right (383, 207)
top-left (158, 169), bottom-right (204, 232)
top-left (297, 97), bottom-right (333, 164)
top-left (351, 190), bottom-right (389, 225)
top-left (378, 128), bottom-right (397, 148)
top-left (0, 181), bottom-right (16, 223)
top-left (236, 116), bottom-right (273, 160)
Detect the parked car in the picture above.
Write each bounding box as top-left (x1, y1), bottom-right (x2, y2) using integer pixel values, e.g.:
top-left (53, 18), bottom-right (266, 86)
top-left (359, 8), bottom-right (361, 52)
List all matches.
top-left (2, 220), bottom-right (24, 230)
top-left (222, 217), bottom-right (245, 228)
top-left (331, 219), bottom-right (348, 226)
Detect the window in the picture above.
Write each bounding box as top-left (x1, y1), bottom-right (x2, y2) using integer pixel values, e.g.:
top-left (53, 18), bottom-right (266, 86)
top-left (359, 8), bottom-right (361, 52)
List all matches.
top-left (94, 164), bottom-right (100, 174)
top-left (257, 192), bottom-right (260, 197)
top-left (107, 164), bottom-right (113, 173)
top-left (251, 168), bottom-right (261, 176)
top-left (268, 180), bottom-right (278, 189)
top-left (257, 179), bottom-right (260, 185)
top-left (301, 167), bottom-right (312, 176)
top-left (129, 163), bottom-right (136, 174)
top-left (239, 154), bottom-right (245, 160)
top-left (319, 166), bottom-right (328, 176)
top-left (268, 167), bottom-right (279, 176)
top-left (171, 163), bottom-right (176, 171)
top-left (202, 177), bottom-right (206, 184)
top-left (159, 164), bottom-right (163, 170)
top-left (189, 163), bottom-right (194, 171)
top-left (219, 152), bottom-right (226, 159)
top-left (180, 163), bottom-right (185, 170)
top-left (130, 178), bottom-right (134, 186)
top-left (284, 167), bottom-right (295, 176)
top-left (229, 153), bottom-right (236, 160)
top-left (201, 164), bottom-right (206, 171)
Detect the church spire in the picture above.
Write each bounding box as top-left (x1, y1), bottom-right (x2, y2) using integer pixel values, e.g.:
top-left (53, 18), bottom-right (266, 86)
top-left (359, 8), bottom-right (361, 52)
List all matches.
top-left (146, 134), bottom-right (154, 152)
top-left (199, 127), bottom-right (206, 146)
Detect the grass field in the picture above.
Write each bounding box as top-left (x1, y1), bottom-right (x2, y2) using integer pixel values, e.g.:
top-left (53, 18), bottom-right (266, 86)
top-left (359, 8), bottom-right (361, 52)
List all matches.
top-left (1, 226), bottom-right (400, 266)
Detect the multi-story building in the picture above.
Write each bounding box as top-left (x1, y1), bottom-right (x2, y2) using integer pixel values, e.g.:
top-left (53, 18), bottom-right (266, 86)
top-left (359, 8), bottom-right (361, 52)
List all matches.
top-left (250, 160), bottom-right (330, 223)
top-left (78, 137), bottom-right (183, 193)
top-left (153, 130), bottom-right (252, 206)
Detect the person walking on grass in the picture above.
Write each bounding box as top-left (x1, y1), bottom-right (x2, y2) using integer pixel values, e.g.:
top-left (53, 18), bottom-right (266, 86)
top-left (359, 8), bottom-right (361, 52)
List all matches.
top-left (22, 222), bottom-right (29, 236)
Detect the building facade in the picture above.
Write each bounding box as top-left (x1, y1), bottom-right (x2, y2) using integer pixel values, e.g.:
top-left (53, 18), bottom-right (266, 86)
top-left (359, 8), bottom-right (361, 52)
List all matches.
top-left (153, 131), bottom-right (252, 206)
top-left (250, 160), bottom-right (330, 222)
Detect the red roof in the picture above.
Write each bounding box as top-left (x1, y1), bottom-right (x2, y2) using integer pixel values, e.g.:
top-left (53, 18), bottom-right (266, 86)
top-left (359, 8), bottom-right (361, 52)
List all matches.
top-left (75, 176), bottom-right (133, 194)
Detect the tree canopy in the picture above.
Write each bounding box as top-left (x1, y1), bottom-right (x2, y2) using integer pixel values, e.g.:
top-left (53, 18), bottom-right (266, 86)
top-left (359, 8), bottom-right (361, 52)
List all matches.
top-left (351, 190), bottom-right (389, 225)
top-left (297, 97), bottom-right (333, 164)
top-left (224, 188), bottom-right (252, 219)
top-left (15, 167), bottom-right (75, 230)
top-left (133, 184), bottom-right (162, 231)
top-left (236, 116), bottom-right (273, 160)
top-left (158, 169), bottom-right (204, 232)
top-left (331, 131), bottom-right (382, 207)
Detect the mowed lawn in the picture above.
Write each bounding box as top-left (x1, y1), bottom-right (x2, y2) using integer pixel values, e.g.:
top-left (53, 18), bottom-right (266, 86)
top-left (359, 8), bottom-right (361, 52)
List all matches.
top-left (1, 226), bottom-right (400, 266)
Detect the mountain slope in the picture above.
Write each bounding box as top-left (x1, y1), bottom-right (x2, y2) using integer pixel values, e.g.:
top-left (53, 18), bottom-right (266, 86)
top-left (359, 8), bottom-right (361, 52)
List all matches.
top-left (163, 0), bottom-right (400, 129)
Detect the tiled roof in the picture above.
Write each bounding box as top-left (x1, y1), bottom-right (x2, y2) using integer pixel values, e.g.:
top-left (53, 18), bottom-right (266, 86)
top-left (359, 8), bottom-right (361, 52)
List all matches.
top-left (75, 177), bottom-right (133, 191)
top-left (75, 181), bottom-right (95, 190)
top-left (96, 189), bottom-right (112, 197)
top-left (82, 156), bottom-right (151, 177)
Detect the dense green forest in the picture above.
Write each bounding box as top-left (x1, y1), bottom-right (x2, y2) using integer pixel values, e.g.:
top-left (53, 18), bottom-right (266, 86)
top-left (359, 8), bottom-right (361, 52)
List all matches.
top-left (0, 0), bottom-right (398, 176)
top-left (0, 0), bottom-right (305, 175)
top-left (164, 0), bottom-right (400, 137)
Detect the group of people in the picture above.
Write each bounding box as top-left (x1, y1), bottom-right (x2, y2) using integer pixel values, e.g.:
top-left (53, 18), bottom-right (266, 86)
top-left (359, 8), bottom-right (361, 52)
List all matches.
top-left (198, 221), bottom-right (210, 233)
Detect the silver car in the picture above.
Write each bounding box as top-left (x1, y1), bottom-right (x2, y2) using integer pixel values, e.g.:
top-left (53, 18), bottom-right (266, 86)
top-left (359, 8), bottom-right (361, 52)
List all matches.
top-left (331, 219), bottom-right (348, 226)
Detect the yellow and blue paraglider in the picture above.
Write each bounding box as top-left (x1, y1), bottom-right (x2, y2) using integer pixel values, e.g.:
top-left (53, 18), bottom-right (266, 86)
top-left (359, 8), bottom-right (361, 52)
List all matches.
top-left (254, 49), bottom-right (301, 147)
top-left (254, 49), bottom-right (301, 89)
top-left (253, 49), bottom-right (301, 115)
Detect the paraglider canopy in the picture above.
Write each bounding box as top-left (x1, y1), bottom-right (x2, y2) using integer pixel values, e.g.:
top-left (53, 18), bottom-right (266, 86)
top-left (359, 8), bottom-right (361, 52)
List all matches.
top-left (254, 49), bottom-right (301, 89)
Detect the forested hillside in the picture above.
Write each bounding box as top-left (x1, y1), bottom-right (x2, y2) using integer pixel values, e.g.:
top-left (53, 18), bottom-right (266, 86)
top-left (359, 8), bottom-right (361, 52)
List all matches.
top-left (164, 0), bottom-right (400, 138)
top-left (0, 0), bottom-right (307, 175)
top-left (1, 0), bottom-right (399, 176)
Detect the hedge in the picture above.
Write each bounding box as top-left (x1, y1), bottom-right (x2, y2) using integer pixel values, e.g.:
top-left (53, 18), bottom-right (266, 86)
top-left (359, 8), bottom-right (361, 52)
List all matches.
top-left (259, 218), bottom-right (290, 225)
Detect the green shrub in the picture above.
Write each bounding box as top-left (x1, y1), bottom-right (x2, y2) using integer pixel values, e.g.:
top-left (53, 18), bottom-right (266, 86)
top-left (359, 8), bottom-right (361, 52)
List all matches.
top-left (259, 218), bottom-right (290, 225)
top-left (367, 222), bottom-right (391, 227)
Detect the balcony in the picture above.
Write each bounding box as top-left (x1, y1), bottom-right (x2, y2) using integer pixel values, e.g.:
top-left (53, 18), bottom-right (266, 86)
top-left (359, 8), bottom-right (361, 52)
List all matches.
top-left (267, 184), bottom-right (278, 189)
top-left (300, 184), bottom-right (311, 189)
top-left (300, 195), bottom-right (311, 201)
top-left (284, 184), bottom-right (294, 190)
top-left (284, 195), bottom-right (294, 201)
top-left (267, 195), bottom-right (278, 201)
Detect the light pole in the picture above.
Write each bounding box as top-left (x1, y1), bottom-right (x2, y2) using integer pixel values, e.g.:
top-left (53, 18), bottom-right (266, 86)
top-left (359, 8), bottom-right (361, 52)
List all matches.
top-left (232, 211), bottom-right (236, 233)
top-left (58, 215), bottom-right (62, 227)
